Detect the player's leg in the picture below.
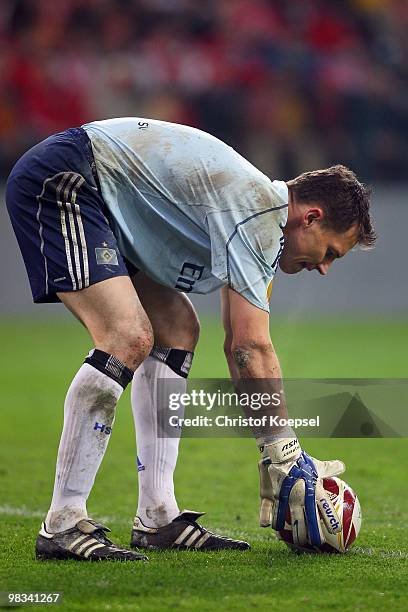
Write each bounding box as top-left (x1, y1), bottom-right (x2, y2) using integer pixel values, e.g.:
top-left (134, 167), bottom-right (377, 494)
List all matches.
top-left (129, 272), bottom-right (198, 528)
top-left (6, 129), bottom-right (150, 561)
top-left (45, 276), bottom-right (153, 534)
top-left (38, 277), bottom-right (153, 561)
top-left (129, 273), bottom-right (249, 551)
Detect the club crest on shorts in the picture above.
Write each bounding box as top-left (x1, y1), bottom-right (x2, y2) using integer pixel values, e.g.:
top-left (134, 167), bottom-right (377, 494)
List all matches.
top-left (95, 247), bottom-right (119, 266)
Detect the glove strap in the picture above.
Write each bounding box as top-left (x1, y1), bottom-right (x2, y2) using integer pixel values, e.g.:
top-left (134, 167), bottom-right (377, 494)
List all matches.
top-left (276, 452), bottom-right (323, 546)
top-left (259, 437), bottom-right (301, 464)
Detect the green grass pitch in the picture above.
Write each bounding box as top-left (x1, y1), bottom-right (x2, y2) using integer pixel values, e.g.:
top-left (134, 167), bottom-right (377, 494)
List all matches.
top-left (0, 316), bottom-right (407, 611)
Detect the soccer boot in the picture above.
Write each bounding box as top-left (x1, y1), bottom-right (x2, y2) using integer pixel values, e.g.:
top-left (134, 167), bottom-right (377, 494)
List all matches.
top-left (36, 518), bottom-right (148, 561)
top-left (130, 510), bottom-right (250, 551)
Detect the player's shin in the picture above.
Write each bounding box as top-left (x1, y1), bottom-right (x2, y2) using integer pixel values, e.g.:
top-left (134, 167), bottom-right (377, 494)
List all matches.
top-left (132, 347), bottom-right (193, 528)
top-left (45, 350), bottom-right (133, 533)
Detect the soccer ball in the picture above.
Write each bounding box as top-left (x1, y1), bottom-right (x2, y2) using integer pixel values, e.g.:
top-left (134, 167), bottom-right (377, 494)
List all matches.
top-left (277, 477), bottom-right (362, 553)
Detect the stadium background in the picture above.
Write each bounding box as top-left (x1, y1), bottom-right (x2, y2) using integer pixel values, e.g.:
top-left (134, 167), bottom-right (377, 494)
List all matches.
top-left (0, 2), bottom-right (407, 611)
top-left (0, 0), bottom-right (407, 314)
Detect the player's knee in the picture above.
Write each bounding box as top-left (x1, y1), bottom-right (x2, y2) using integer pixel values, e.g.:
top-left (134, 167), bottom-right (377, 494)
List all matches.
top-left (148, 293), bottom-right (200, 351)
top-left (125, 323), bottom-right (154, 366)
top-left (104, 317), bottom-right (154, 369)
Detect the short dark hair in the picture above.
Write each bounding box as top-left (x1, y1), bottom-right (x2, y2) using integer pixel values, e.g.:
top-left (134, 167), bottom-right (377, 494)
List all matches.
top-left (287, 165), bottom-right (376, 248)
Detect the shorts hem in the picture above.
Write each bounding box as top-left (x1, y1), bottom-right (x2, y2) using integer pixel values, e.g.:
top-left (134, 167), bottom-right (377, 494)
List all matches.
top-left (32, 273), bottom-right (131, 304)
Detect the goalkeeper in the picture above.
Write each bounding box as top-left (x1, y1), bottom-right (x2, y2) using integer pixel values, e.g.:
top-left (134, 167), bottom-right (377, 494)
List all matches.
top-left (6, 117), bottom-right (375, 560)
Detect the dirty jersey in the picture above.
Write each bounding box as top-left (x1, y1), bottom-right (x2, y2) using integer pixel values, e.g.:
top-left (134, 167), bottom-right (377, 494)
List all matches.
top-left (83, 118), bottom-right (288, 311)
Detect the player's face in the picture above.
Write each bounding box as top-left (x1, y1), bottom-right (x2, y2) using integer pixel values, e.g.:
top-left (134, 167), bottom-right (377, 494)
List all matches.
top-left (279, 207), bottom-right (359, 275)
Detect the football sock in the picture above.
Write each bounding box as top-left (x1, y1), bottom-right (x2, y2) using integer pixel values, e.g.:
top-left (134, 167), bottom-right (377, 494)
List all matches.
top-left (45, 350), bottom-right (133, 533)
top-left (132, 348), bottom-right (193, 528)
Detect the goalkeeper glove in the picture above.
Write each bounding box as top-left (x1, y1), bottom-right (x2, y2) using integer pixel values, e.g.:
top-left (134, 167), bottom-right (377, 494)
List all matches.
top-left (258, 437), bottom-right (345, 547)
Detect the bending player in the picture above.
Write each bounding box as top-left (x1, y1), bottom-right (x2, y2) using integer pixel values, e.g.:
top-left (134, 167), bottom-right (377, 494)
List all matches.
top-left (6, 118), bottom-right (375, 560)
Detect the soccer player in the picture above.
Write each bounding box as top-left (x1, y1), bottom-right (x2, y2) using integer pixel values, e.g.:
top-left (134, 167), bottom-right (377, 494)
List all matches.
top-left (6, 118), bottom-right (375, 561)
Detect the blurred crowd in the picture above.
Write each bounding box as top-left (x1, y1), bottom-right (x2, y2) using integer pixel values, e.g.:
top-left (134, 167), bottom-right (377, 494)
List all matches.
top-left (1, 0), bottom-right (408, 182)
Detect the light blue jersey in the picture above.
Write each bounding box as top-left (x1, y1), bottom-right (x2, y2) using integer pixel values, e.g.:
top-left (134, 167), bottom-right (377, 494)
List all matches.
top-left (83, 118), bottom-right (288, 311)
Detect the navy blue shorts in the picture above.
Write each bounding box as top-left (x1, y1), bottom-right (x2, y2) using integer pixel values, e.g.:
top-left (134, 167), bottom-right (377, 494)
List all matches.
top-left (6, 127), bottom-right (137, 303)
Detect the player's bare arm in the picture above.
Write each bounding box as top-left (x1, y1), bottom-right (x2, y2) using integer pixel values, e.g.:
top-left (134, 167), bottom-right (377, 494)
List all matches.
top-left (221, 285), bottom-right (289, 424)
top-left (227, 290), bottom-right (280, 377)
top-left (221, 274), bottom-right (350, 548)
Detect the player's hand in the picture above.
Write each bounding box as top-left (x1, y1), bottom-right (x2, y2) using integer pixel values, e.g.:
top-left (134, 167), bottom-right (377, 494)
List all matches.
top-left (258, 437), bottom-right (345, 547)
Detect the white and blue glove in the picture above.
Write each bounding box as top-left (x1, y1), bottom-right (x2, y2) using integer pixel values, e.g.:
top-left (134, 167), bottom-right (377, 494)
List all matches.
top-left (258, 437), bottom-right (345, 546)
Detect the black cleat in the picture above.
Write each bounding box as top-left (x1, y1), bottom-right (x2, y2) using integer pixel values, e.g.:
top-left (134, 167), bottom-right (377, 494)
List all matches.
top-left (130, 510), bottom-right (250, 551)
top-left (36, 518), bottom-right (148, 562)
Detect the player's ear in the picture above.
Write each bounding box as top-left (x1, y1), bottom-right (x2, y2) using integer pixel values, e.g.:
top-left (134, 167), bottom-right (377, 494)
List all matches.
top-left (304, 207), bottom-right (324, 228)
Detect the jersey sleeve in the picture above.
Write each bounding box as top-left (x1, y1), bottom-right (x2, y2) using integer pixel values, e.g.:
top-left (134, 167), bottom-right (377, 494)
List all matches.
top-left (207, 208), bottom-right (285, 312)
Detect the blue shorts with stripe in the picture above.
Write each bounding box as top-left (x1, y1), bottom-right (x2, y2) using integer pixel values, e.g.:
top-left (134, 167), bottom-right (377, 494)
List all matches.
top-left (6, 127), bottom-right (136, 303)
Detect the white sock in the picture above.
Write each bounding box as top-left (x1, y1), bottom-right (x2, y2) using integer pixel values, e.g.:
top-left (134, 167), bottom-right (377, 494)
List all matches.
top-left (46, 363), bottom-right (123, 533)
top-left (132, 356), bottom-right (185, 528)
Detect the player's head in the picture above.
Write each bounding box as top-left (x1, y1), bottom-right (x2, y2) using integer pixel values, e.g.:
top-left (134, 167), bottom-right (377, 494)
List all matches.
top-left (280, 165), bottom-right (376, 275)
